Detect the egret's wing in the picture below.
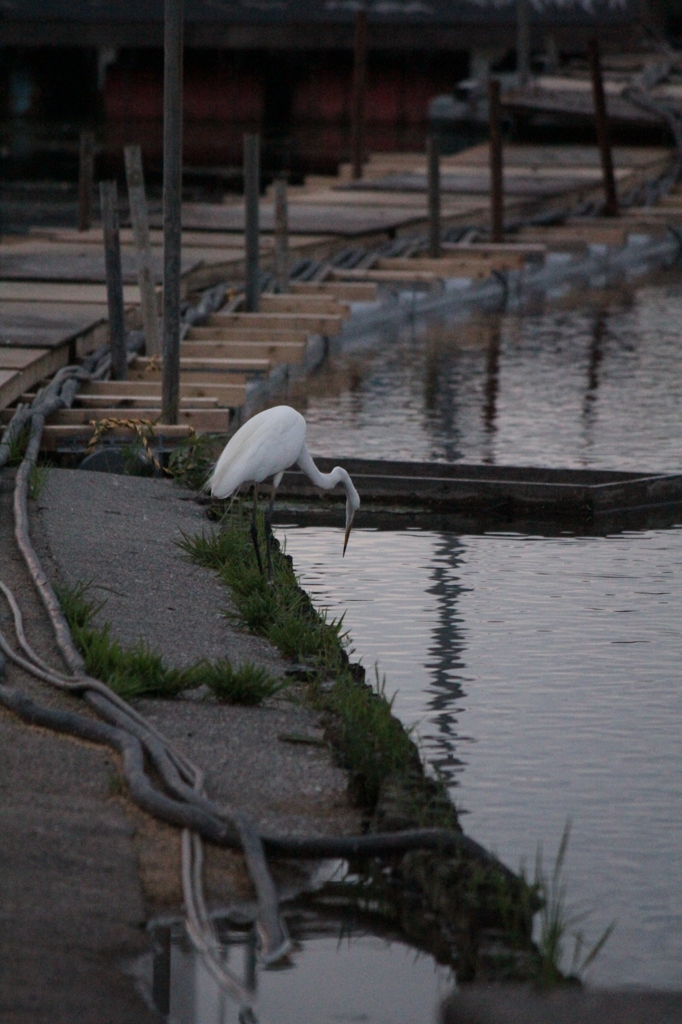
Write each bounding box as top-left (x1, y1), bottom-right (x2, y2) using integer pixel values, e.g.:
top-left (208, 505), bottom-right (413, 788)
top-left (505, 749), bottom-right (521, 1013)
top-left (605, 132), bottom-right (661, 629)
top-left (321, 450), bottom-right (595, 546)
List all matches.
top-left (208, 407), bottom-right (305, 498)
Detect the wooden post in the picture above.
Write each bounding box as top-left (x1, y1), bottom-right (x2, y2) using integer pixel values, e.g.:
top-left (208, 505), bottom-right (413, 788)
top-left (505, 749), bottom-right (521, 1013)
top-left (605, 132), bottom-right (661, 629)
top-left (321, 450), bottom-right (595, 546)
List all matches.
top-left (588, 38), bottom-right (619, 217)
top-left (124, 145), bottom-right (161, 358)
top-left (427, 134), bottom-right (441, 258)
top-left (488, 78), bottom-right (504, 243)
top-left (244, 133), bottom-right (260, 312)
top-left (99, 181), bottom-right (127, 381)
top-left (274, 174), bottom-right (289, 293)
top-left (350, 10), bottom-right (368, 180)
top-left (162, 0), bottom-right (183, 424)
top-left (77, 131), bottom-right (94, 232)
top-left (517, 0), bottom-right (530, 88)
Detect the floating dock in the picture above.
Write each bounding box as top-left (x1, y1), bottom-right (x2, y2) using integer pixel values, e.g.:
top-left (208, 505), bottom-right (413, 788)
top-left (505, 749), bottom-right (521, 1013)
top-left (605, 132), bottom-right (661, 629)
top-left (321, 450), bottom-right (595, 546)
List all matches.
top-left (278, 458), bottom-right (682, 517)
top-left (1, 140), bottom-right (681, 455)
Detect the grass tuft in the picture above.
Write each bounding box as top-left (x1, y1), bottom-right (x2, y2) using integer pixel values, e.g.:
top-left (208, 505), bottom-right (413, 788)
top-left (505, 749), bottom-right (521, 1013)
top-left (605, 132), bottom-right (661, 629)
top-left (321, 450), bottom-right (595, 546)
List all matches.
top-left (56, 579), bottom-right (282, 704)
top-left (168, 431), bottom-right (231, 491)
top-left (532, 820), bottom-right (616, 985)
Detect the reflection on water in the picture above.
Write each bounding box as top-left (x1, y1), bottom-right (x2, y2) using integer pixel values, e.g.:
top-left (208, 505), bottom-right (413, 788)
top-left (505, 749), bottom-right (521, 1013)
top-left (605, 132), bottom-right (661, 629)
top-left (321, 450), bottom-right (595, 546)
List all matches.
top-left (298, 278), bottom-right (682, 472)
top-left (280, 276), bottom-right (682, 988)
top-left (140, 911), bottom-right (452, 1024)
top-left (279, 524), bottom-right (682, 990)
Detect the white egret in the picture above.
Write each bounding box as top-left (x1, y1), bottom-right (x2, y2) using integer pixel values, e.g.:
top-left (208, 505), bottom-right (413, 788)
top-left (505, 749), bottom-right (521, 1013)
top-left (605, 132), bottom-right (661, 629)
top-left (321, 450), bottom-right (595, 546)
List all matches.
top-left (208, 405), bottom-right (360, 576)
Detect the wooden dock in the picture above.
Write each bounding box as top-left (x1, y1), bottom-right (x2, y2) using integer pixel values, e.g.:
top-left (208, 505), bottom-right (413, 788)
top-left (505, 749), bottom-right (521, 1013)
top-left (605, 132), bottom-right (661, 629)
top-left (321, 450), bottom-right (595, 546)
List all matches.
top-left (0, 140), bottom-right (679, 455)
top-left (277, 457), bottom-right (682, 517)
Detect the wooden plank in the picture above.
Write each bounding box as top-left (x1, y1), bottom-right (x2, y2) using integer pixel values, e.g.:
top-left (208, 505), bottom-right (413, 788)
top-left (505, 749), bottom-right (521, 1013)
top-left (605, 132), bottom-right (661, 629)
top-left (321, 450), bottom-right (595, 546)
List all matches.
top-left (163, 203), bottom-right (429, 238)
top-left (441, 241), bottom-right (546, 257)
top-left (0, 346), bottom-right (69, 410)
top-left (186, 326), bottom-right (308, 343)
top-left (330, 267), bottom-right (489, 283)
top-left (0, 282), bottom-right (142, 305)
top-left (81, 380), bottom-right (247, 403)
top-left (290, 281), bottom-right (379, 301)
top-left (28, 407), bottom-right (233, 430)
top-left (517, 223), bottom-right (628, 246)
top-left (181, 340), bottom-right (305, 364)
top-left (258, 293), bottom-right (350, 316)
top-left (207, 311), bottom-right (344, 335)
top-left (0, 369), bottom-right (20, 410)
top-left (74, 394), bottom-right (219, 409)
top-left (134, 356), bottom-right (270, 373)
top-left (377, 253), bottom-right (526, 272)
top-left (127, 365), bottom-right (248, 386)
top-left (0, 248), bottom-right (196, 285)
top-left (40, 423), bottom-right (194, 450)
top-left (0, 302), bottom-right (107, 348)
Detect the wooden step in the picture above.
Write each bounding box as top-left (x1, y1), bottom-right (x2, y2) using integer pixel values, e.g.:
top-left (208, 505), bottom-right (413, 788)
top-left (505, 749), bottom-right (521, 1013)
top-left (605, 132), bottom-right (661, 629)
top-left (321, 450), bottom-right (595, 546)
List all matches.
top-left (0, 281), bottom-right (142, 305)
top-left (0, 346), bottom-right (70, 410)
top-left (15, 407), bottom-right (233, 430)
top-left (80, 380), bottom-right (246, 403)
top-left (133, 356), bottom-right (269, 374)
top-left (40, 423), bottom-right (195, 450)
top-left (290, 280), bottom-right (379, 301)
top-left (74, 395), bottom-right (220, 409)
top-left (518, 223), bottom-right (629, 246)
top-left (258, 293), bottom-right (349, 316)
top-left (127, 365), bottom-right (248, 387)
top-left (377, 253), bottom-right (526, 273)
top-left (441, 241), bottom-right (546, 258)
top-left (206, 311), bottom-right (344, 336)
top-left (330, 266), bottom-right (489, 283)
top-left (186, 326), bottom-right (309, 343)
top-left (180, 340), bottom-right (305, 364)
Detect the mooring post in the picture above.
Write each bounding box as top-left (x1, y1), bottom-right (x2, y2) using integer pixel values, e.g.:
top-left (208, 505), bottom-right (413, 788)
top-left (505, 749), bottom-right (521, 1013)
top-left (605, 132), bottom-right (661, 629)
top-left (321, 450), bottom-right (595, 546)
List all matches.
top-left (162, 0), bottom-right (183, 424)
top-left (488, 78), bottom-right (504, 243)
top-left (427, 134), bottom-right (441, 258)
top-left (244, 133), bottom-right (261, 312)
top-left (588, 38), bottom-right (619, 217)
top-left (77, 131), bottom-right (94, 232)
top-left (99, 181), bottom-right (127, 381)
top-left (274, 174), bottom-right (289, 293)
top-left (516, 0), bottom-right (530, 88)
top-left (350, 9), bottom-right (368, 180)
top-left (124, 145), bottom-right (161, 358)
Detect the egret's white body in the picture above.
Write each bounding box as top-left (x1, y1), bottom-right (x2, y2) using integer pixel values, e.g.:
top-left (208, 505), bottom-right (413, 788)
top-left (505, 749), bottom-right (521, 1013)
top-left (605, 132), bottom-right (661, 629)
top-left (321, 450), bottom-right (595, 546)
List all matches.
top-left (208, 405), bottom-right (360, 560)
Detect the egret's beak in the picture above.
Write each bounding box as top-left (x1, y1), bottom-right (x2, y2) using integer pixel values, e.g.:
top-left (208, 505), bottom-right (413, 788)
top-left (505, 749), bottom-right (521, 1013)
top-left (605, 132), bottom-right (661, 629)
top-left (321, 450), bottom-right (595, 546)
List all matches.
top-left (343, 521), bottom-right (352, 557)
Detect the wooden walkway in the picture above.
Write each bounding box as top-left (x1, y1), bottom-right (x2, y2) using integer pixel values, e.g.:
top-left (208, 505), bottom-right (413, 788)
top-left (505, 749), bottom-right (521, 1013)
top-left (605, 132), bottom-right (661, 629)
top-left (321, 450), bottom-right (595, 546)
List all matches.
top-left (0, 141), bottom-right (677, 454)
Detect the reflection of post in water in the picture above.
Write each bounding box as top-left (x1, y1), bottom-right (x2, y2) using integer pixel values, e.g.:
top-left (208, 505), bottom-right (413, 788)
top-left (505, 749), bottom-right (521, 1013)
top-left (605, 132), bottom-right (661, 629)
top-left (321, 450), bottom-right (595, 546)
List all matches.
top-left (424, 532), bottom-right (470, 788)
top-left (422, 326), bottom-right (463, 463)
top-left (582, 309), bottom-right (607, 444)
top-left (482, 319), bottom-right (501, 463)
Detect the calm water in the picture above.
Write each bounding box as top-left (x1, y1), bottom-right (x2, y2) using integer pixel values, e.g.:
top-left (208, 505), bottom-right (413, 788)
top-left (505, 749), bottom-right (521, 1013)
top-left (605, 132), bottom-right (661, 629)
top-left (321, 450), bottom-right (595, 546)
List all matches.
top-left (300, 279), bottom-right (682, 472)
top-left (278, 277), bottom-right (682, 990)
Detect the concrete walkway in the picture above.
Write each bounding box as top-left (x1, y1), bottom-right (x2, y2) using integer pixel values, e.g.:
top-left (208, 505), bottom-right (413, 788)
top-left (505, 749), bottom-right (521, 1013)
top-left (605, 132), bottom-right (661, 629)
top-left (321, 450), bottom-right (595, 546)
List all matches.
top-left (0, 467), bottom-right (360, 1022)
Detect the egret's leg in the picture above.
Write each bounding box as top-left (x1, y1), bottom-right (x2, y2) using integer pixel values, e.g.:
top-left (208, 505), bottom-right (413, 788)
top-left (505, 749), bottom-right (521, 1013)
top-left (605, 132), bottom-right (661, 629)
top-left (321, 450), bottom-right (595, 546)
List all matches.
top-left (250, 483), bottom-right (264, 576)
top-left (264, 472), bottom-right (284, 582)
top-left (264, 484), bottom-right (277, 581)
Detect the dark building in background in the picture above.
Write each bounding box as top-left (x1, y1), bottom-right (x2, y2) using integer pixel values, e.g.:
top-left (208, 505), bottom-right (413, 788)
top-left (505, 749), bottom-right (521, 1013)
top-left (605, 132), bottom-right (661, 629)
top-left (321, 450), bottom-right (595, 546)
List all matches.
top-left (0, 0), bottom-right (642, 179)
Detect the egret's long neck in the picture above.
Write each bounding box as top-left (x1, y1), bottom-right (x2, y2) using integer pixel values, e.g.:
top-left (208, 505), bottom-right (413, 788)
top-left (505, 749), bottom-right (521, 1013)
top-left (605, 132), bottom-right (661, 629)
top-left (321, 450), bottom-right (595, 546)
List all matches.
top-left (297, 445), bottom-right (352, 496)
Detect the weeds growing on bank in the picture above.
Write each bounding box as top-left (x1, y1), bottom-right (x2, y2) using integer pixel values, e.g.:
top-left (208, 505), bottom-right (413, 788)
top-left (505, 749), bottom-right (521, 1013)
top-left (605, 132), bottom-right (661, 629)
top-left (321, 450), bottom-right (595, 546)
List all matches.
top-left (532, 821), bottom-right (616, 986)
top-left (180, 503), bottom-right (418, 806)
top-left (57, 579), bottom-right (282, 704)
top-left (168, 432), bottom-right (231, 491)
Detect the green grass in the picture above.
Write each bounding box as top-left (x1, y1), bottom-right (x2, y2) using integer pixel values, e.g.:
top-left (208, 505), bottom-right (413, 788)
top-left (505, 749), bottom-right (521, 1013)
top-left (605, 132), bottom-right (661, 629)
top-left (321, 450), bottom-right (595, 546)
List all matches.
top-left (181, 505), bottom-right (430, 807)
top-left (532, 821), bottom-right (616, 986)
top-left (28, 464), bottom-right (49, 499)
top-left (168, 431), bottom-right (232, 491)
top-left (180, 502), bottom-right (614, 985)
top-left (57, 579), bottom-right (283, 705)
